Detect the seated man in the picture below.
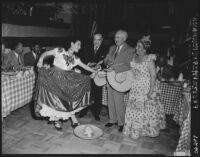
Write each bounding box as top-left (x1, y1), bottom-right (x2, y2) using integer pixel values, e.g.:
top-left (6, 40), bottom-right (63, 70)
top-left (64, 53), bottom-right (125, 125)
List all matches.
top-left (3, 42), bottom-right (24, 71)
top-left (1, 42), bottom-right (8, 70)
top-left (156, 55), bottom-right (175, 81)
top-left (24, 43), bottom-right (41, 66)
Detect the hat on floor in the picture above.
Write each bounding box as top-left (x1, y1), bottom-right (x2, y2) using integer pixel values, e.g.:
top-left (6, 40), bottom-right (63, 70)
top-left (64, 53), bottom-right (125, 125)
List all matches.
top-left (73, 124), bottom-right (103, 140)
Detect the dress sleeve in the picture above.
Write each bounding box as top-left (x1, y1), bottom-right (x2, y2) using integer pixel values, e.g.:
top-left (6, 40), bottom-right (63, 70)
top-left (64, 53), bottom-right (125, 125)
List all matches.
top-left (73, 56), bottom-right (81, 66)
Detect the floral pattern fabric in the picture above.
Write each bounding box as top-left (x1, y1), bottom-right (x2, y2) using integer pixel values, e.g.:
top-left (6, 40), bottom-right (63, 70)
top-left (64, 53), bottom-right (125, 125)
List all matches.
top-left (123, 54), bottom-right (166, 139)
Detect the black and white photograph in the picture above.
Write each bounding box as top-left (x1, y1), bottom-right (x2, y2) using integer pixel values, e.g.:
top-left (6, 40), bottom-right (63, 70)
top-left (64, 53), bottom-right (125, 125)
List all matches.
top-left (1, 0), bottom-right (199, 155)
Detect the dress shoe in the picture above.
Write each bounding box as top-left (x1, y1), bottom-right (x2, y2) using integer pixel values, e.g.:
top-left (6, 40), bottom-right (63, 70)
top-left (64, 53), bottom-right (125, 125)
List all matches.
top-left (105, 122), bottom-right (117, 127)
top-left (118, 126), bottom-right (124, 132)
top-left (71, 122), bottom-right (80, 129)
top-left (94, 116), bottom-right (100, 121)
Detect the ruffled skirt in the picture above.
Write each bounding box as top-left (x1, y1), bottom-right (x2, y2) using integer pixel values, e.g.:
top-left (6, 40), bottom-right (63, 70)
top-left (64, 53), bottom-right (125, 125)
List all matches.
top-left (34, 67), bottom-right (91, 121)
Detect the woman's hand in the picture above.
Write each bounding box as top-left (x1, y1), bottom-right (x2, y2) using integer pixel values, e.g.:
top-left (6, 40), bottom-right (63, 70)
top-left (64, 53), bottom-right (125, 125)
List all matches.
top-left (87, 62), bottom-right (96, 67)
top-left (37, 61), bottom-right (43, 68)
top-left (147, 92), bottom-right (153, 100)
top-left (93, 64), bottom-right (101, 71)
top-left (90, 71), bottom-right (97, 78)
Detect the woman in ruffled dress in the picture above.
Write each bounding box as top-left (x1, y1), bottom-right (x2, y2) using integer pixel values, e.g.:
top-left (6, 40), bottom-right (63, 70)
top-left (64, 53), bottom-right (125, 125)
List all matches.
top-left (34, 39), bottom-right (97, 131)
top-left (123, 35), bottom-right (166, 139)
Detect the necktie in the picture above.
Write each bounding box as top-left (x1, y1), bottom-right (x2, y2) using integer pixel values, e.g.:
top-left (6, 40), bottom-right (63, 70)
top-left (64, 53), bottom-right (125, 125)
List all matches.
top-left (18, 54), bottom-right (22, 65)
top-left (94, 46), bottom-right (98, 55)
top-left (114, 46), bottom-right (119, 59)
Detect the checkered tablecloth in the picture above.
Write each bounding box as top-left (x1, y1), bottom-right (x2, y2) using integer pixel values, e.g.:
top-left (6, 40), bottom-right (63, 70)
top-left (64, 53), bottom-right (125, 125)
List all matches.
top-left (159, 82), bottom-right (182, 115)
top-left (175, 111), bottom-right (191, 154)
top-left (173, 91), bottom-right (190, 127)
top-left (1, 73), bottom-right (36, 119)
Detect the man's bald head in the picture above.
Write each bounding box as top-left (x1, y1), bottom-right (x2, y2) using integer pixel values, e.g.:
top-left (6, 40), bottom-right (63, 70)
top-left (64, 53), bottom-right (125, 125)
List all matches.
top-left (93, 33), bottom-right (103, 48)
top-left (115, 30), bottom-right (128, 46)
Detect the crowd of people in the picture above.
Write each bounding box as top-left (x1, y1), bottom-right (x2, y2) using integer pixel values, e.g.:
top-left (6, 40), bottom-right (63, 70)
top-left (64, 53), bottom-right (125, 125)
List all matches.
top-left (2, 29), bottom-right (189, 139)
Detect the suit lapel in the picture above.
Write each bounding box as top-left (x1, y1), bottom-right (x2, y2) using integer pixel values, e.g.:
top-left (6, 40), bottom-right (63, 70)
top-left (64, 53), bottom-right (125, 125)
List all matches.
top-left (114, 43), bottom-right (128, 59)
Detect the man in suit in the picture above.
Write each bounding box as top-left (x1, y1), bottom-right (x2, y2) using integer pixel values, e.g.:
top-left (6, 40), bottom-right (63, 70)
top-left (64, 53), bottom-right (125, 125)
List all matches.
top-left (24, 43), bottom-right (41, 67)
top-left (3, 42), bottom-right (24, 71)
top-left (78, 33), bottom-right (108, 120)
top-left (104, 30), bottom-right (135, 132)
top-left (156, 55), bottom-right (175, 81)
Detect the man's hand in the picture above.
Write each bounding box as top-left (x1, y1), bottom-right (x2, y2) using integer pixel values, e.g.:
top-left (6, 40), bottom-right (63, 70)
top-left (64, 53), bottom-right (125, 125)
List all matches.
top-left (87, 62), bottom-right (96, 67)
top-left (104, 66), bottom-right (114, 72)
top-left (97, 60), bottom-right (103, 65)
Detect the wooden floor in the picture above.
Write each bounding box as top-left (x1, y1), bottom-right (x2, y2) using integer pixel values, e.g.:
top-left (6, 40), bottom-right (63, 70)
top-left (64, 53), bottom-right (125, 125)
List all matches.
top-left (2, 103), bottom-right (180, 155)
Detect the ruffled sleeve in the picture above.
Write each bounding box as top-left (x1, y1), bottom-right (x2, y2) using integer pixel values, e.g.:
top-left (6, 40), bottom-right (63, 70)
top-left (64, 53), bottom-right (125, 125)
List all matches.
top-left (53, 48), bottom-right (60, 57)
top-left (147, 54), bottom-right (157, 62)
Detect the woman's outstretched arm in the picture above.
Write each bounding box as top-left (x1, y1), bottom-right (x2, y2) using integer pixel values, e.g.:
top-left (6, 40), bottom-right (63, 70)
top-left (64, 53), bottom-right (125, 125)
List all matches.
top-left (37, 48), bottom-right (58, 67)
top-left (77, 59), bottom-right (97, 73)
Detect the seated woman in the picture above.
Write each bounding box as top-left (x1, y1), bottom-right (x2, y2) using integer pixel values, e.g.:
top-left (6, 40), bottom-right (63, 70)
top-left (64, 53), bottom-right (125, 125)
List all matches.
top-left (34, 39), bottom-right (97, 131)
top-left (123, 35), bottom-right (166, 139)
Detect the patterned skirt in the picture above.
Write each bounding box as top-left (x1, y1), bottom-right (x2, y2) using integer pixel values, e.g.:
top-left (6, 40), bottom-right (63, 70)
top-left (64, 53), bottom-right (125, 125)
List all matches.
top-left (123, 81), bottom-right (166, 139)
top-left (34, 67), bottom-right (91, 121)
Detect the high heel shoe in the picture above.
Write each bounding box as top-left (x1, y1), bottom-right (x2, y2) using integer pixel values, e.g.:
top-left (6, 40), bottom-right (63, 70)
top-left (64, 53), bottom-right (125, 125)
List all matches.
top-left (71, 122), bottom-right (80, 129)
top-left (54, 121), bottom-right (63, 131)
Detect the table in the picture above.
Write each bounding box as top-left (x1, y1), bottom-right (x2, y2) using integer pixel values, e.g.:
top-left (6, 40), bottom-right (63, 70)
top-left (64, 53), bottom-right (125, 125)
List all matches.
top-left (1, 73), bottom-right (36, 119)
top-left (158, 81), bottom-right (191, 155)
top-left (102, 81), bottom-right (182, 110)
top-left (174, 89), bottom-right (191, 156)
top-left (174, 89), bottom-right (191, 129)
top-left (159, 81), bottom-right (183, 115)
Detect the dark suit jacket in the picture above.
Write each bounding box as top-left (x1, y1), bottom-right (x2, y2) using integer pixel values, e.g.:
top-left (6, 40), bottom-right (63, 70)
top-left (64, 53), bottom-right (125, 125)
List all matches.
top-left (104, 43), bottom-right (135, 73)
top-left (24, 51), bottom-right (38, 66)
top-left (77, 44), bottom-right (108, 75)
top-left (3, 51), bottom-right (23, 70)
top-left (89, 44), bottom-right (108, 68)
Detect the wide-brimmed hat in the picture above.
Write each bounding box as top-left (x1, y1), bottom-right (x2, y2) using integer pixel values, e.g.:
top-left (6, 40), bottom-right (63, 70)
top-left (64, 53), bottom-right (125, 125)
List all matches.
top-left (93, 71), bottom-right (107, 86)
top-left (73, 124), bottom-right (103, 140)
top-left (107, 70), bottom-right (134, 92)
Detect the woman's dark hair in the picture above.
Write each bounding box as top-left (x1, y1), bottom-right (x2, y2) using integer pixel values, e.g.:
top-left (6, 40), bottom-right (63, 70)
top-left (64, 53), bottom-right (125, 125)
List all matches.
top-left (138, 35), bottom-right (151, 51)
top-left (64, 38), bottom-right (81, 50)
top-left (12, 42), bottom-right (23, 50)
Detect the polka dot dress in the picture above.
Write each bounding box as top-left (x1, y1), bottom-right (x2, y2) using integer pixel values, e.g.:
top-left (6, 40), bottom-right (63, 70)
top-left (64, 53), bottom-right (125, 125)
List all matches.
top-left (123, 54), bottom-right (166, 139)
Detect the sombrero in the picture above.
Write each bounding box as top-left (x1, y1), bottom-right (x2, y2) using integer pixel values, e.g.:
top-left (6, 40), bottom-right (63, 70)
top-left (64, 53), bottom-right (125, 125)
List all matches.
top-left (93, 71), bottom-right (107, 86)
top-left (107, 70), bottom-right (134, 92)
top-left (73, 124), bottom-right (103, 140)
